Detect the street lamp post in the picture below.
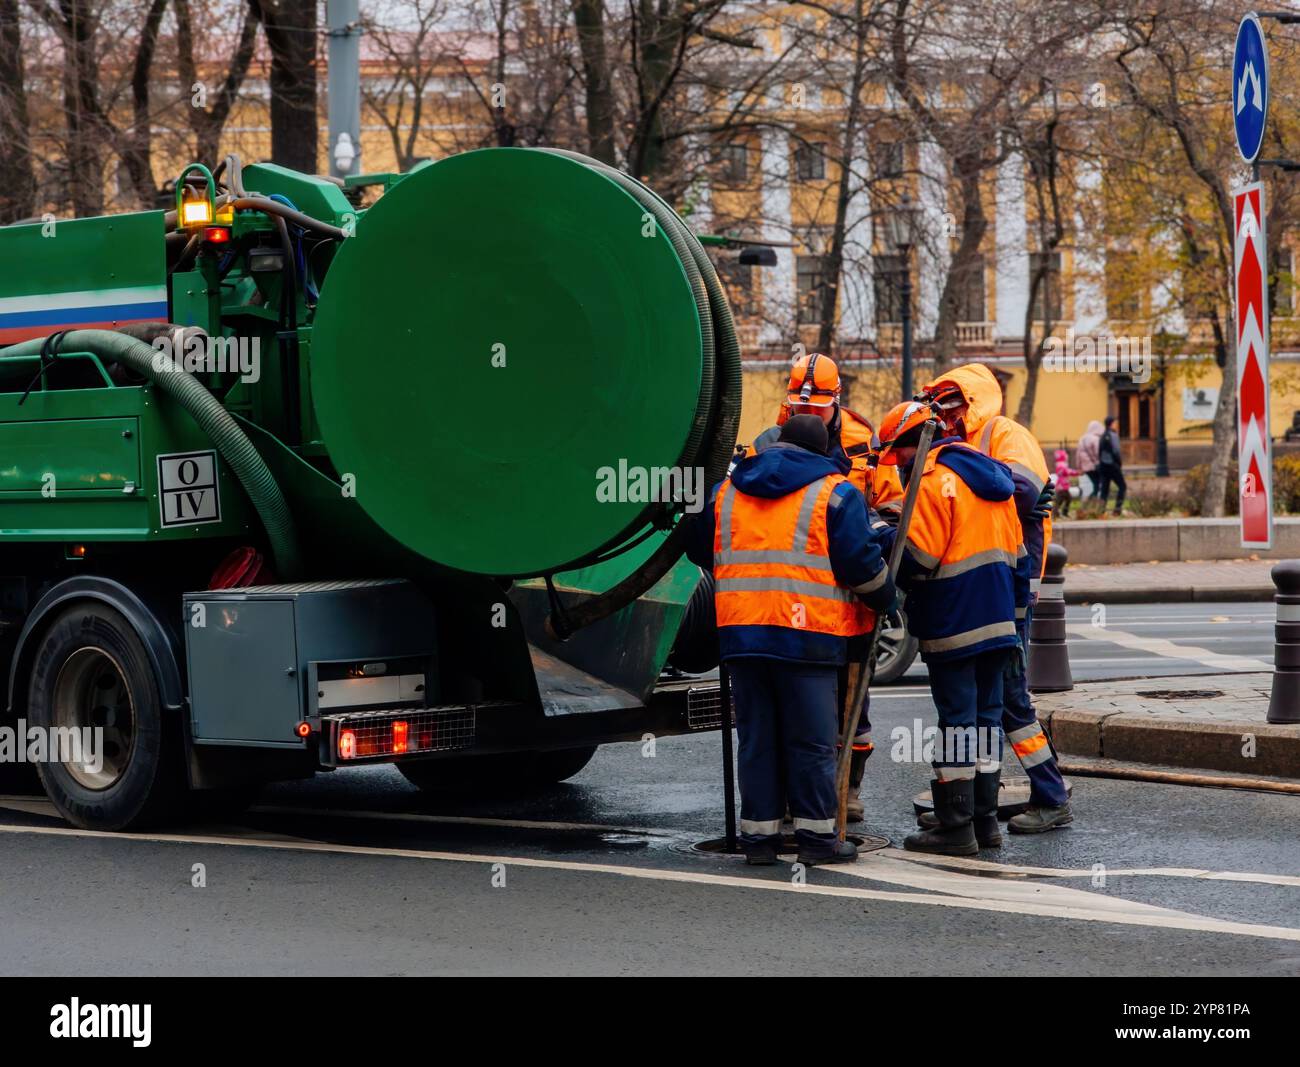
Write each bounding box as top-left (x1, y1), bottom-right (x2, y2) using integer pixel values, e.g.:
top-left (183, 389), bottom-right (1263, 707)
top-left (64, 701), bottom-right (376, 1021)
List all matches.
top-left (1154, 356), bottom-right (1170, 478)
top-left (888, 194), bottom-right (920, 400)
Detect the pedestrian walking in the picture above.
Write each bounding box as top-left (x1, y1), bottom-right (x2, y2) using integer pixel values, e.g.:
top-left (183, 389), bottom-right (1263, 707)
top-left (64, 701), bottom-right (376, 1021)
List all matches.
top-left (1096, 416), bottom-right (1127, 515)
top-left (1053, 447), bottom-right (1079, 517)
top-left (1077, 419), bottom-right (1104, 500)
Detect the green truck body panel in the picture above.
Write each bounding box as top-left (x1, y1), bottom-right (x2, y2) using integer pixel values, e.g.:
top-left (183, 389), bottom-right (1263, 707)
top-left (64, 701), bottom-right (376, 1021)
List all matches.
top-left (0, 381), bottom-right (254, 542)
top-left (0, 150), bottom-right (724, 753)
top-left (0, 211), bottom-right (167, 309)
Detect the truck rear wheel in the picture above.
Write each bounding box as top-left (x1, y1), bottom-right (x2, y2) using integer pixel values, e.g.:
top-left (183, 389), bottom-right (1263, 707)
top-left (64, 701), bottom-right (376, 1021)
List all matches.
top-left (398, 745), bottom-right (598, 793)
top-left (27, 603), bottom-right (180, 830)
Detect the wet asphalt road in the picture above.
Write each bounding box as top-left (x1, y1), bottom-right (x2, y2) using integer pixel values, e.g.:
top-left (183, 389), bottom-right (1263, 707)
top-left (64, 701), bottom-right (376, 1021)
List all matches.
top-left (1, 602), bottom-right (1297, 976)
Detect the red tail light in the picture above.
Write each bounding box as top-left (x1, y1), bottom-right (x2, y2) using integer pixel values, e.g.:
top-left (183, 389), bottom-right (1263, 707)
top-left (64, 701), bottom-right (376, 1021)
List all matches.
top-left (339, 729), bottom-right (357, 760)
top-left (392, 720), bottom-right (409, 754)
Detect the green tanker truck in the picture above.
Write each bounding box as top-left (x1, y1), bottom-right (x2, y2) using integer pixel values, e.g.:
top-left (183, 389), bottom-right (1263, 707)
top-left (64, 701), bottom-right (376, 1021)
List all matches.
top-left (0, 148), bottom-right (741, 830)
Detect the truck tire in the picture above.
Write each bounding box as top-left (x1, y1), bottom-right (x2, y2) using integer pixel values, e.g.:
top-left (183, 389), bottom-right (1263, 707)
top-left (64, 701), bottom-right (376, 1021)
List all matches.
top-left (872, 608), bottom-right (919, 685)
top-left (667, 571), bottom-right (719, 674)
top-left (398, 745), bottom-right (598, 793)
top-left (26, 603), bottom-right (181, 830)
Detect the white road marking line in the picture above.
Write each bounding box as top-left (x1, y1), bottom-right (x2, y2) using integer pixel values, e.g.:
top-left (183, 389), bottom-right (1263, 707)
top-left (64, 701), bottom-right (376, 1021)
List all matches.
top-left (0, 820), bottom-right (1298, 944)
top-left (846, 854), bottom-right (1221, 919)
top-left (1065, 614), bottom-right (1274, 623)
top-left (0, 795), bottom-right (677, 839)
top-left (1066, 656), bottom-right (1211, 665)
top-left (1065, 623), bottom-right (1273, 672)
top-left (1077, 622), bottom-right (1271, 631)
top-left (882, 848), bottom-right (1300, 887)
top-left (251, 804), bottom-right (676, 837)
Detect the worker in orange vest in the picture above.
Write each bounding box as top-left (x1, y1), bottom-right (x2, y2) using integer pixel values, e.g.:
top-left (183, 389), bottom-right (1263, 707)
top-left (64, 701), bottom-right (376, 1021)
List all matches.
top-left (687, 414), bottom-right (896, 866)
top-left (918, 363), bottom-right (1072, 833)
top-left (875, 400), bottom-right (1027, 854)
top-left (743, 353), bottom-right (902, 823)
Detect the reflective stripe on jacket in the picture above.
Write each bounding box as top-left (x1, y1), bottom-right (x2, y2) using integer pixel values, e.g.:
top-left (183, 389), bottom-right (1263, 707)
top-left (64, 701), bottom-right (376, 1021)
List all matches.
top-left (714, 475), bottom-right (877, 640)
top-left (977, 414), bottom-right (1053, 582)
top-left (891, 442), bottom-right (1023, 662)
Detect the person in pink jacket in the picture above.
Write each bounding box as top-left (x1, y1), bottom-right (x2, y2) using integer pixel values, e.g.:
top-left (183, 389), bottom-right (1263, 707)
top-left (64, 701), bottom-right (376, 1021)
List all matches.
top-left (1053, 447), bottom-right (1080, 516)
top-left (1076, 420), bottom-right (1104, 500)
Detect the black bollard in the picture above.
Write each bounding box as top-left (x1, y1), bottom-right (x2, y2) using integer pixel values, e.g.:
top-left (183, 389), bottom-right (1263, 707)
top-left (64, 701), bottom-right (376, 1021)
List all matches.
top-left (1267, 561), bottom-right (1300, 724)
top-left (1028, 542), bottom-right (1073, 693)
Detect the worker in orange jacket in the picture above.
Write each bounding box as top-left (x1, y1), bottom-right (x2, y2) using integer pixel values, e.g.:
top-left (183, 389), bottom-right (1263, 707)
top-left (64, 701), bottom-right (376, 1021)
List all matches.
top-left (687, 414), bottom-right (896, 866)
top-left (743, 353), bottom-right (901, 822)
top-left (875, 400), bottom-right (1028, 854)
top-left (746, 354), bottom-right (904, 509)
top-left (919, 363), bottom-right (1072, 833)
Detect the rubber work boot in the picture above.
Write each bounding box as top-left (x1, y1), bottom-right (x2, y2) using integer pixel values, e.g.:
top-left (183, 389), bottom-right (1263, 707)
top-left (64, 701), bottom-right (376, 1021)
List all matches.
top-left (1008, 801), bottom-right (1073, 834)
top-left (972, 770), bottom-right (1002, 849)
top-left (797, 839), bottom-right (859, 866)
top-left (744, 842), bottom-right (780, 866)
top-left (916, 776), bottom-right (1003, 847)
top-left (845, 745), bottom-right (872, 823)
top-left (904, 779), bottom-right (978, 856)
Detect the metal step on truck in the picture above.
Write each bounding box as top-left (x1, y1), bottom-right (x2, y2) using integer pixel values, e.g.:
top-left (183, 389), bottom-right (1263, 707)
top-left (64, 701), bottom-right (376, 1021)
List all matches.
top-left (0, 149), bottom-right (739, 830)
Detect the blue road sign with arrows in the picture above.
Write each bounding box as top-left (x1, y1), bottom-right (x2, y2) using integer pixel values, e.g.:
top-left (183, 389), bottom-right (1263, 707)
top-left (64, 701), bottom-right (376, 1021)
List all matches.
top-left (1234, 13), bottom-right (1269, 163)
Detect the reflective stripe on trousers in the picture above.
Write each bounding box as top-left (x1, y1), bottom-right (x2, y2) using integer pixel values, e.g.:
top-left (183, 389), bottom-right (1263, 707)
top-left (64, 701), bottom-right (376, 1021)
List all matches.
top-left (1006, 722), bottom-right (1053, 768)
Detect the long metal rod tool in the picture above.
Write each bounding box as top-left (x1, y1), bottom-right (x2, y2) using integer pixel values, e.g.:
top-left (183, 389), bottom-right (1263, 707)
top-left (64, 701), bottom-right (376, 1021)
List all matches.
top-left (835, 416), bottom-right (939, 841)
top-left (719, 664), bottom-right (738, 852)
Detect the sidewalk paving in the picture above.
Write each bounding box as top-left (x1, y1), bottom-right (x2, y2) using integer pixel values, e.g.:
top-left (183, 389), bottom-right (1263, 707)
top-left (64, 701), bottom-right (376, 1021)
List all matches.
top-left (1064, 558), bottom-right (1278, 604)
top-left (1037, 673), bottom-right (1300, 779)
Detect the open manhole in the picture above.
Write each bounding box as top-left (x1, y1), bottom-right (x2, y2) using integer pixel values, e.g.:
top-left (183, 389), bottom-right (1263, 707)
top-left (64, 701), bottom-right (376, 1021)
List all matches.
top-left (1134, 689), bottom-right (1224, 700)
top-left (682, 832), bottom-right (890, 859)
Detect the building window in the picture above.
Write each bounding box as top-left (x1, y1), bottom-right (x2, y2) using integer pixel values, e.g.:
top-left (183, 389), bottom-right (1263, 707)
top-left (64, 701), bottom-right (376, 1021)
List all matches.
top-left (797, 254), bottom-right (831, 325)
top-left (873, 253), bottom-right (907, 325)
top-left (715, 142), bottom-right (749, 185)
top-left (716, 258), bottom-right (756, 318)
top-left (871, 139), bottom-right (904, 179)
top-left (1029, 251), bottom-right (1062, 322)
top-left (1107, 250), bottom-right (1142, 321)
top-left (953, 254), bottom-right (986, 322)
top-left (794, 141), bottom-right (827, 181)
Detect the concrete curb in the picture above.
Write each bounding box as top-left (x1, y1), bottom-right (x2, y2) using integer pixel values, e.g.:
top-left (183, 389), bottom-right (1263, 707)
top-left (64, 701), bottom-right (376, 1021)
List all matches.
top-left (1064, 584), bottom-right (1274, 604)
top-left (1054, 516), bottom-right (1300, 564)
top-left (1040, 704), bottom-right (1300, 778)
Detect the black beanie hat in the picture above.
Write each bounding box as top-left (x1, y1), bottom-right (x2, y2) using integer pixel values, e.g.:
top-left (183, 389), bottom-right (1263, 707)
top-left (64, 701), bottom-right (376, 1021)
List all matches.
top-left (779, 413), bottom-right (830, 455)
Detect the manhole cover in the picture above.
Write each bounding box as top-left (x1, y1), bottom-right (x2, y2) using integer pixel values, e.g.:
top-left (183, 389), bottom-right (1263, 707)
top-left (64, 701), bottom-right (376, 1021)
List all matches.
top-left (680, 833), bottom-right (890, 859)
top-left (1134, 689), bottom-right (1224, 700)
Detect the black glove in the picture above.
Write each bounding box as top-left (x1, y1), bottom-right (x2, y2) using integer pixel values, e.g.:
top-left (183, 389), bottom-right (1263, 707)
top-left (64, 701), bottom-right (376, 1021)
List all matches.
top-left (873, 503), bottom-right (903, 528)
top-left (1030, 482), bottom-right (1055, 521)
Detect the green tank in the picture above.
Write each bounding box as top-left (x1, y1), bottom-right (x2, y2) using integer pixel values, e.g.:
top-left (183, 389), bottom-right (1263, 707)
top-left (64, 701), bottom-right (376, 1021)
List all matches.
top-left (0, 149), bottom-right (740, 830)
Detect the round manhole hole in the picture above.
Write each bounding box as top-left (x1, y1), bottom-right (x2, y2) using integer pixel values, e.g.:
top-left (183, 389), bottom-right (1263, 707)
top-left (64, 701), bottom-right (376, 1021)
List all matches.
top-left (679, 832), bottom-right (890, 859)
top-left (1134, 689), bottom-right (1224, 700)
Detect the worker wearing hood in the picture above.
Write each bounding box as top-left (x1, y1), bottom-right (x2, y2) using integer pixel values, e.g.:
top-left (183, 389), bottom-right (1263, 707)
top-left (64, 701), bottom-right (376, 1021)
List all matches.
top-left (918, 363), bottom-right (1074, 835)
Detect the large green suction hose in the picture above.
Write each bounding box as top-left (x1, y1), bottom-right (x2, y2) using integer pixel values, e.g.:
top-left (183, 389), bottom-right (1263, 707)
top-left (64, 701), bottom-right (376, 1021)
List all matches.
top-left (537, 151), bottom-right (743, 638)
top-left (7, 329), bottom-right (302, 579)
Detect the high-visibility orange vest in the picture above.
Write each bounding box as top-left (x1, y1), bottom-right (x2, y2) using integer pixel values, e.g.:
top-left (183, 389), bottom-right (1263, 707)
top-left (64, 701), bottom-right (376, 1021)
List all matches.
top-left (973, 414), bottom-right (1053, 576)
top-left (713, 474), bottom-right (874, 638)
